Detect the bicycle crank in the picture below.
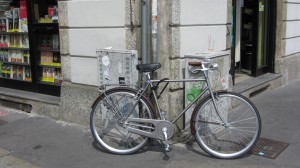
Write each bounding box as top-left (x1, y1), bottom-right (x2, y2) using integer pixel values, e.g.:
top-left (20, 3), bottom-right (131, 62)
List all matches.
top-left (125, 118), bottom-right (175, 140)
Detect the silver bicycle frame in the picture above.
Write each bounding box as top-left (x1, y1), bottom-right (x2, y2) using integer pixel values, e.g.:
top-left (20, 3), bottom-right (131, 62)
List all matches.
top-left (143, 69), bottom-right (226, 125)
top-left (118, 64), bottom-right (226, 126)
top-left (149, 77), bottom-right (208, 123)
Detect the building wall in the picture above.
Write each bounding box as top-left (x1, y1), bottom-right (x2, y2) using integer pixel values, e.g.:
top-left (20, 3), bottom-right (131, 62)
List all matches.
top-left (55, 0), bottom-right (300, 128)
top-left (58, 0), bottom-right (130, 125)
top-left (56, 0), bottom-right (231, 127)
top-left (60, 0), bottom-right (127, 86)
top-left (56, 0), bottom-right (231, 126)
top-left (275, 0), bottom-right (300, 83)
top-left (156, 0), bottom-right (230, 130)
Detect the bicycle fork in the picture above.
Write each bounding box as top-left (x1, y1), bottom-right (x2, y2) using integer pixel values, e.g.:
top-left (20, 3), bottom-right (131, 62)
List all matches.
top-left (204, 71), bottom-right (228, 126)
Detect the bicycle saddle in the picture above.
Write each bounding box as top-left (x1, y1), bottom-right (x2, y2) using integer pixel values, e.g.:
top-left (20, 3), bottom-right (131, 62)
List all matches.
top-left (136, 63), bottom-right (161, 72)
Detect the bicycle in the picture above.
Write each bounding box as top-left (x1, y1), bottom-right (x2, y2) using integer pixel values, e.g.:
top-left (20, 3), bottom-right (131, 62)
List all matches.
top-left (90, 59), bottom-right (261, 159)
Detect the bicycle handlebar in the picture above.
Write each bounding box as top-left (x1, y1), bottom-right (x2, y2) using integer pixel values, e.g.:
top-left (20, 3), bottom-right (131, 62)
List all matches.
top-left (189, 60), bottom-right (218, 73)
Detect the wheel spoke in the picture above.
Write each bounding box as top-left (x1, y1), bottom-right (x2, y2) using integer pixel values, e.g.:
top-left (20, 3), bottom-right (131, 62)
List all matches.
top-left (90, 88), bottom-right (153, 154)
top-left (228, 117), bottom-right (256, 125)
top-left (194, 92), bottom-right (261, 159)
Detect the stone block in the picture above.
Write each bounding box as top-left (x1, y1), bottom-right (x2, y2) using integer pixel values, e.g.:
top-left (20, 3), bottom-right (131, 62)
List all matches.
top-left (70, 57), bottom-right (98, 86)
top-left (286, 3), bottom-right (300, 20)
top-left (69, 29), bottom-right (126, 57)
top-left (0, 156), bottom-right (41, 168)
top-left (171, 0), bottom-right (180, 25)
top-left (170, 27), bottom-right (181, 59)
top-left (125, 0), bottom-right (140, 26)
top-left (172, 0), bottom-right (227, 25)
top-left (179, 26), bottom-right (227, 57)
top-left (61, 55), bottom-right (71, 82)
top-left (60, 82), bottom-right (99, 126)
top-left (285, 37), bottom-right (300, 56)
top-left (126, 28), bottom-right (140, 52)
top-left (66, 0), bottom-right (125, 27)
top-left (59, 29), bottom-right (69, 55)
top-left (58, 1), bottom-right (68, 27)
top-left (167, 90), bottom-right (184, 131)
top-left (0, 148), bottom-right (9, 157)
top-left (281, 54), bottom-right (300, 84)
top-left (31, 103), bottom-right (60, 120)
top-left (169, 59), bottom-right (184, 90)
top-left (286, 21), bottom-right (300, 38)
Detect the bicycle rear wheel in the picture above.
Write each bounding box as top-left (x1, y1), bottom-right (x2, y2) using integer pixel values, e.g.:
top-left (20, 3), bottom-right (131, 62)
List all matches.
top-left (192, 92), bottom-right (261, 159)
top-left (90, 87), bottom-right (155, 154)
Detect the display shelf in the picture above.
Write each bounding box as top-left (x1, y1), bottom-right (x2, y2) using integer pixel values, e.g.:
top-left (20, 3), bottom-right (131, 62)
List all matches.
top-left (0, 32), bottom-right (28, 35)
top-left (32, 0), bottom-right (58, 24)
top-left (38, 81), bottom-right (61, 86)
top-left (0, 76), bottom-right (32, 82)
top-left (0, 64), bottom-right (32, 82)
top-left (0, 0), bottom-right (61, 96)
top-left (0, 61), bottom-right (30, 66)
top-left (33, 22), bottom-right (58, 27)
top-left (34, 30), bottom-right (61, 87)
top-left (0, 47), bottom-right (29, 50)
top-left (38, 48), bottom-right (59, 52)
top-left (0, 1), bottom-right (33, 86)
top-left (40, 63), bottom-right (61, 67)
top-left (32, 23), bottom-right (58, 32)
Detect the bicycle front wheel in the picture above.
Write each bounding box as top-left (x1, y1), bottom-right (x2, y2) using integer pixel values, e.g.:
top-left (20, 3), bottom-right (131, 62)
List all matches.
top-left (90, 87), bottom-right (155, 155)
top-left (192, 92), bottom-right (261, 159)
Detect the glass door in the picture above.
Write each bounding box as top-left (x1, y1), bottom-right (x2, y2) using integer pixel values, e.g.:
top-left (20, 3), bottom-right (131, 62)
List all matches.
top-left (254, 0), bottom-right (269, 76)
top-left (239, 0), bottom-right (275, 77)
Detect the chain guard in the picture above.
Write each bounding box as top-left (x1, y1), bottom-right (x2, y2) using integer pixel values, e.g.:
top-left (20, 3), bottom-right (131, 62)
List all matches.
top-left (125, 118), bottom-right (174, 140)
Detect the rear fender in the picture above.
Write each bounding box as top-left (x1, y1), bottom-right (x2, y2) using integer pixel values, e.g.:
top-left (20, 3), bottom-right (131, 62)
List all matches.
top-left (91, 87), bottom-right (157, 119)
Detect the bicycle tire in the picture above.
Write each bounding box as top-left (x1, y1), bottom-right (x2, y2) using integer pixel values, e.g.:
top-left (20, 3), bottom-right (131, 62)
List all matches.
top-left (90, 87), bottom-right (156, 154)
top-left (191, 91), bottom-right (261, 159)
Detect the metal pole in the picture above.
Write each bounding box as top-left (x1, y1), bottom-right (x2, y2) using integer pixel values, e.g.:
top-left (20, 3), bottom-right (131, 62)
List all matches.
top-left (151, 0), bottom-right (158, 64)
top-left (141, 0), bottom-right (148, 64)
top-left (235, 0), bottom-right (241, 71)
top-left (151, 0), bottom-right (158, 79)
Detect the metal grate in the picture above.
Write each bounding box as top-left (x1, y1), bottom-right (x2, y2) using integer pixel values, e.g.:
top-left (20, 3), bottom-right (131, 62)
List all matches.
top-left (251, 138), bottom-right (289, 159)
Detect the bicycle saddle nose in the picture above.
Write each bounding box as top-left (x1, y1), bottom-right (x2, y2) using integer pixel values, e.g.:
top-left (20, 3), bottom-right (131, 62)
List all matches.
top-left (136, 63), bottom-right (161, 72)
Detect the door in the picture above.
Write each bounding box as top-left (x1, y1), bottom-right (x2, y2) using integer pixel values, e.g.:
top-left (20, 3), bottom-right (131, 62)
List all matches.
top-left (239, 0), bottom-right (275, 77)
top-left (254, 0), bottom-right (269, 76)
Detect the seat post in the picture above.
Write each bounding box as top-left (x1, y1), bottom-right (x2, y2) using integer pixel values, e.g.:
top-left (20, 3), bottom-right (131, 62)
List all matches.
top-left (141, 72), bottom-right (151, 87)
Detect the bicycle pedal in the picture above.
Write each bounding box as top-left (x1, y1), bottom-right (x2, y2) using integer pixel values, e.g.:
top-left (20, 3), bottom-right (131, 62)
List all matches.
top-left (165, 145), bottom-right (173, 152)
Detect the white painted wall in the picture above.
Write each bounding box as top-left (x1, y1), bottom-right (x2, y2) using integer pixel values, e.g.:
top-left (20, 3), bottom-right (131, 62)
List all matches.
top-left (286, 38), bottom-right (300, 56)
top-left (176, 0), bottom-right (228, 58)
top-left (67, 0), bottom-right (126, 86)
top-left (286, 2), bottom-right (300, 20)
top-left (180, 0), bottom-right (227, 25)
top-left (180, 26), bottom-right (227, 56)
top-left (286, 21), bottom-right (300, 38)
top-left (285, 2), bottom-right (300, 55)
top-left (67, 0), bottom-right (229, 85)
top-left (69, 29), bottom-right (126, 57)
top-left (67, 0), bottom-right (125, 27)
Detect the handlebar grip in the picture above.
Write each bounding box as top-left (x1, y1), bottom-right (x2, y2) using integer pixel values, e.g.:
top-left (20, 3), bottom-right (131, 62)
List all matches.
top-left (188, 61), bottom-right (202, 67)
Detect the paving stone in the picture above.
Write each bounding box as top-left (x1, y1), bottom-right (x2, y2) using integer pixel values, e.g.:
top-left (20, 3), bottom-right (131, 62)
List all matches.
top-left (0, 148), bottom-right (10, 157)
top-left (0, 156), bottom-right (41, 168)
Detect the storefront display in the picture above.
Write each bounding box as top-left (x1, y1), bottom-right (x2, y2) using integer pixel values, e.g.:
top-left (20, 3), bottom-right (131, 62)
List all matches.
top-left (0, 1), bottom-right (31, 82)
top-left (0, 0), bottom-right (61, 96)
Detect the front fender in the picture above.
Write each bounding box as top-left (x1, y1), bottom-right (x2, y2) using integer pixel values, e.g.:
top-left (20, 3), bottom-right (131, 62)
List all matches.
top-left (190, 90), bottom-right (227, 135)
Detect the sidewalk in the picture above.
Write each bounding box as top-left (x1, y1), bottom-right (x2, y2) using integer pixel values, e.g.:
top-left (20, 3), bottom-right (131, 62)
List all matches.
top-left (0, 80), bottom-right (300, 168)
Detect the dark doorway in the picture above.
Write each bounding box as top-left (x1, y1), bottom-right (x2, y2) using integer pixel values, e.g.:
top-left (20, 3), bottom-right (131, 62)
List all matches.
top-left (236, 0), bottom-right (276, 78)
